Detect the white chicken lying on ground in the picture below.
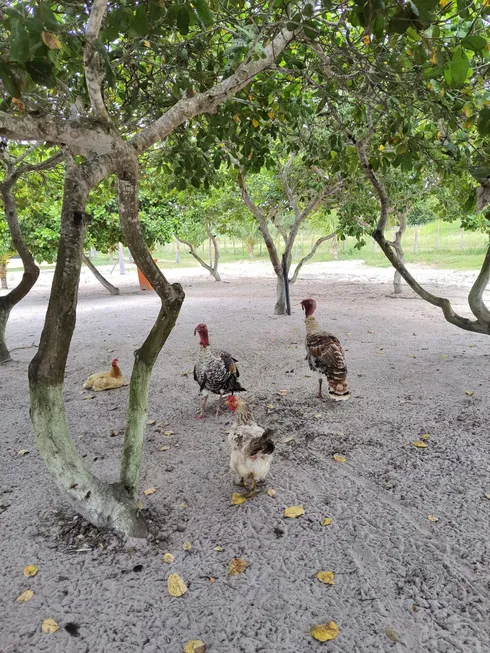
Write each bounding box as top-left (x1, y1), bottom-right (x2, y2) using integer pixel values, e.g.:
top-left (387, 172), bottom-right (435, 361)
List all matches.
top-left (225, 395), bottom-right (275, 496)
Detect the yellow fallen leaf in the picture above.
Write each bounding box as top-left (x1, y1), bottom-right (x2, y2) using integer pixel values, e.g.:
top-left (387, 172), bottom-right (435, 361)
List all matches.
top-left (284, 505), bottom-right (305, 518)
top-left (16, 589), bottom-right (34, 603)
top-left (209, 577), bottom-right (216, 583)
top-left (314, 413), bottom-right (322, 419)
top-left (41, 32), bottom-right (62, 49)
top-left (41, 618), bottom-right (59, 634)
top-left (428, 514), bottom-right (439, 522)
top-left (266, 404), bottom-right (275, 409)
top-left (333, 454), bottom-right (346, 463)
top-left (227, 558), bottom-right (248, 576)
top-left (421, 433), bottom-right (430, 441)
top-left (465, 390), bottom-right (474, 396)
top-left (214, 545), bottom-right (223, 552)
top-left (162, 553), bottom-right (175, 563)
top-left (168, 573), bottom-right (187, 597)
top-left (164, 430), bottom-right (174, 436)
top-left (310, 621), bottom-right (339, 642)
top-left (159, 446), bottom-right (170, 451)
top-left (316, 571), bottom-right (335, 585)
top-left (368, 330), bottom-right (374, 334)
top-left (409, 354), bottom-right (416, 359)
top-left (18, 449), bottom-right (30, 456)
top-left (143, 487), bottom-right (157, 495)
top-left (469, 344), bottom-right (477, 348)
top-left (386, 626), bottom-right (402, 643)
top-left (183, 542), bottom-right (192, 551)
top-left (147, 419), bottom-right (156, 425)
top-left (322, 517), bottom-right (332, 526)
top-left (184, 640), bottom-right (206, 653)
top-left (266, 488), bottom-right (276, 497)
top-left (484, 492), bottom-right (490, 500)
top-left (231, 493), bottom-right (247, 505)
top-left (440, 354), bottom-right (448, 359)
top-left (345, 332), bottom-right (352, 336)
top-left (412, 441), bottom-right (428, 448)
top-left (23, 565), bottom-right (38, 577)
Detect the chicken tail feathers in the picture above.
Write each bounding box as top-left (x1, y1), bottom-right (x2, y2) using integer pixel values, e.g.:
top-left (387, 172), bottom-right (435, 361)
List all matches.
top-left (248, 432), bottom-right (275, 457)
top-left (327, 372), bottom-right (350, 400)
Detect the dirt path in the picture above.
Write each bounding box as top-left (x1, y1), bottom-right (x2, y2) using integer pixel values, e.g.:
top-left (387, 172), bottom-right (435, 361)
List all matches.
top-left (1, 267), bottom-right (489, 653)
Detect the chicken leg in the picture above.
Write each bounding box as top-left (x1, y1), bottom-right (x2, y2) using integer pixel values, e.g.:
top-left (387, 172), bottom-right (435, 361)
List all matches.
top-left (318, 377), bottom-right (324, 400)
top-left (246, 472), bottom-right (256, 498)
top-left (195, 395), bottom-right (208, 420)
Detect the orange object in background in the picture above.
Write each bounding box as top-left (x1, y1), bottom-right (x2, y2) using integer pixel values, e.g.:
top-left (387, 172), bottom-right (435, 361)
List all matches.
top-left (137, 259), bottom-right (158, 291)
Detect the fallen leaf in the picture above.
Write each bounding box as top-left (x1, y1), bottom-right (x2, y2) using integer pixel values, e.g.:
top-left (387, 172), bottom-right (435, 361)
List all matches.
top-left (409, 354), bottom-right (416, 359)
top-left (465, 390), bottom-right (474, 396)
top-left (180, 503), bottom-right (188, 509)
top-left (333, 454), bottom-right (346, 463)
top-left (143, 487), bottom-right (157, 495)
top-left (266, 404), bottom-right (275, 409)
top-left (167, 573), bottom-right (187, 597)
top-left (41, 32), bottom-right (62, 49)
top-left (146, 419), bottom-right (156, 425)
top-left (278, 389), bottom-right (288, 396)
top-left (184, 640), bottom-right (206, 653)
top-left (266, 488), bottom-right (276, 497)
top-left (440, 354), bottom-right (448, 359)
top-left (214, 545), bottom-right (224, 552)
top-left (17, 449), bottom-right (30, 456)
top-left (484, 492), bottom-right (490, 500)
top-left (386, 626), bottom-right (402, 643)
top-left (377, 351), bottom-right (383, 355)
top-left (23, 565), bottom-right (38, 577)
top-left (231, 493), bottom-right (247, 505)
top-left (41, 618), bottom-right (59, 634)
top-left (227, 558), bottom-right (248, 576)
top-left (183, 542), bottom-right (192, 551)
top-left (421, 433), bottom-right (430, 441)
top-left (428, 514), bottom-right (439, 522)
top-left (314, 413), bottom-right (322, 419)
top-left (368, 330), bottom-right (374, 334)
top-left (163, 553), bottom-right (175, 563)
top-left (346, 332), bottom-right (352, 336)
top-left (412, 441), bottom-right (428, 448)
top-left (209, 577), bottom-right (216, 583)
top-left (469, 344), bottom-right (477, 348)
top-left (284, 505), bottom-right (305, 518)
top-left (322, 517), bottom-right (332, 526)
top-left (310, 621), bottom-right (339, 642)
top-left (164, 430), bottom-right (174, 436)
top-left (316, 571), bottom-right (335, 585)
top-left (136, 501), bottom-right (144, 510)
top-left (16, 589), bottom-right (34, 603)
top-left (109, 430), bottom-right (120, 437)
top-left (159, 446), bottom-right (170, 451)
top-left (281, 436), bottom-right (295, 444)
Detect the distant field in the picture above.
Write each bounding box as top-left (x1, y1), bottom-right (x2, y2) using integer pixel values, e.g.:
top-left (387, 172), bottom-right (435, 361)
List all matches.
top-left (8, 220), bottom-right (489, 273)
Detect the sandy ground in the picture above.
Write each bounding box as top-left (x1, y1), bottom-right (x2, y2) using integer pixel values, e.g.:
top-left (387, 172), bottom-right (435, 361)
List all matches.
top-left (1, 260), bottom-right (490, 653)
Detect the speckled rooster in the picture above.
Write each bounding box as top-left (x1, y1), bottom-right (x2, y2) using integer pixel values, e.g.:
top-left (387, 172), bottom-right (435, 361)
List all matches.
top-left (301, 298), bottom-right (350, 401)
top-left (193, 323), bottom-right (245, 419)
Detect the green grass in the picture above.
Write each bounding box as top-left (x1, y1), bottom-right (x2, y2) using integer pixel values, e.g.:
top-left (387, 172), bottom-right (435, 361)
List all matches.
top-left (8, 221), bottom-right (489, 273)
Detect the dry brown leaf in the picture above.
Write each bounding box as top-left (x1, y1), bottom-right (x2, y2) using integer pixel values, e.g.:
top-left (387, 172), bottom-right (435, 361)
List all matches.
top-left (16, 589), bottom-right (34, 603)
top-left (163, 552), bottom-right (175, 563)
top-left (231, 493), bottom-right (247, 505)
top-left (143, 487), bottom-right (157, 496)
top-left (109, 430), bottom-right (120, 437)
top-left (209, 577), bottom-right (216, 583)
top-left (368, 330), bottom-right (374, 334)
top-left (412, 441), bottom-right (428, 448)
top-left (310, 621), bottom-right (339, 642)
top-left (227, 558), bottom-right (248, 576)
top-left (465, 390), bottom-right (474, 396)
top-left (18, 449), bottom-right (30, 456)
top-left (159, 446), bottom-right (170, 451)
top-left (41, 618), bottom-right (59, 634)
top-left (164, 430), bottom-right (174, 436)
top-left (266, 488), bottom-right (276, 497)
top-left (322, 517), bottom-right (332, 526)
top-left (421, 433), bottom-right (430, 441)
top-left (428, 514), bottom-right (439, 522)
top-left (284, 505), bottom-right (305, 518)
top-left (386, 626), bottom-right (402, 643)
top-left (485, 492), bottom-right (490, 500)
top-left (316, 571), bottom-right (335, 585)
top-left (183, 542), bottom-right (192, 551)
top-left (41, 32), bottom-right (62, 49)
top-left (146, 419), bottom-right (156, 425)
top-left (409, 354), bottom-right (416, 358)
top-left (314, 413), bottom-right (322, 419)
top-left (278, 389), bottom-right (288, 396)
top-left (183, 640), bottom-right (206, 653)
top-left (168, 573), bottom-right (187, 597)
top-left (23, 565), bottom-right (38, 577)
top-left (214, 545), bottom-right (224, 552)
top-left (333, 453), bottom-right (346, 463)
top-left (281, 436), bottom-right (295, 444)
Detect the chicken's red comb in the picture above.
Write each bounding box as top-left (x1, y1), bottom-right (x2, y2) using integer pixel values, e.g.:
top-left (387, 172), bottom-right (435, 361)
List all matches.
top-left (194, 323), bottom-right (207, 336)
top-left (111, 358), bottom-right (119, 365)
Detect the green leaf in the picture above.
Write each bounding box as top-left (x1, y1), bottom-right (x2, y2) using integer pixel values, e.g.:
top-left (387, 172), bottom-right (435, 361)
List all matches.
top-left (25, 59), bottom-right (55, 87)
top-left (132, 5), bottom-right (149, 37)
top-left (450, 47), bottom-right (469, 85)
top-left (9, 22), bottom-right (31, 63)
top-left (477, 108), bottom-right (490, 136)
top-left (177, 6), bottom-right (191, 35)
top-left (0, 63), bottom-right (21, 97)
top-left (194, 0), bottom-right (214, 26)
top-left (462, 35), bottom-right (487, 52)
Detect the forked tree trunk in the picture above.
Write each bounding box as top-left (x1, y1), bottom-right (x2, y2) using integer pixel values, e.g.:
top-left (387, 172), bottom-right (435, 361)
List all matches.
top-left (28, 162), bottom-right (147, 538)
top-left (82, 253), bottom-right (120, 295)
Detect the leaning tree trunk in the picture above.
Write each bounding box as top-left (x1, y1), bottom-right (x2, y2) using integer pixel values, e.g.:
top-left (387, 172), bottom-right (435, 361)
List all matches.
top-left (82, 253), bottom-right (120, 295)
top-left (28, 161), bottom-right (147, 538)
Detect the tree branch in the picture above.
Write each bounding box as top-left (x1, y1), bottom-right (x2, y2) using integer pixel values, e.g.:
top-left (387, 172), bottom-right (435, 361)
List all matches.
top-left (468, 245), bottom-right (490, 324)
top-left (354, 137), bottom-right (389, 232)
top-left (289, 232), bottom-right (335, 284)
top-left (84, 0), bottom-right (111, 124)
top-left (281, 155), bottom-right (300, 219)
top-left (82, 253), bottom-right (119, 295)
top-left (204, 221), bottom-right (221, 279)
top-left (175, 234), bottom-right (217, 277)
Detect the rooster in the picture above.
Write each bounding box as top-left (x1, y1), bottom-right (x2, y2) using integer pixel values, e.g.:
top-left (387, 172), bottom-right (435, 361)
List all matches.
top-left (301, 298), bottom-right (350, 401)
top-left (225, 395), bottom-right (275, 496)
top-left (193, 323), bottom-right (245, 419)
top-left (83, 358), bottom-right (125, 392)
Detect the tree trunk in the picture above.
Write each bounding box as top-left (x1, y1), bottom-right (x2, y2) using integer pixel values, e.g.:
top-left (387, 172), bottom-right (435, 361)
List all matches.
top-left (232, 237), bottom-right (236, 254)
top-left (118, 242), bottom-right (126, 274)
top-left (332, 233), bottom-right (338, 260)
top-left (82, 253), bottom-right (120, 295)
top-left (393, 212), bottom-right (407, 295)
top-left (29, 161), bottom-right (146, 538)
top-left (175, 238), bottom-right (180, 264)
top-left (274, 272), bottom-right (286, 315)
top-left (247, 242), bottom-right (254, 259)
top-left (0, 303), bottom-right (11, 363)
top-left (0, 262), bottom-right (7, 289)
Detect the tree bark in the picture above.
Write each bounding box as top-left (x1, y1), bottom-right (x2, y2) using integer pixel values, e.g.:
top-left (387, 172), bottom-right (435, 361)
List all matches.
top-left (28, 160), bottom-right (147, 537)
top-left (0, 261), bottom-right (7, 289)
top-left (82, 253), bottom-right (120, 295)
top-left (392, 211), bottom-right (407, 294)
top-left (274, 272), bottom-right (286, 315)
top-left (0, 303), bottom-right (11, 363)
